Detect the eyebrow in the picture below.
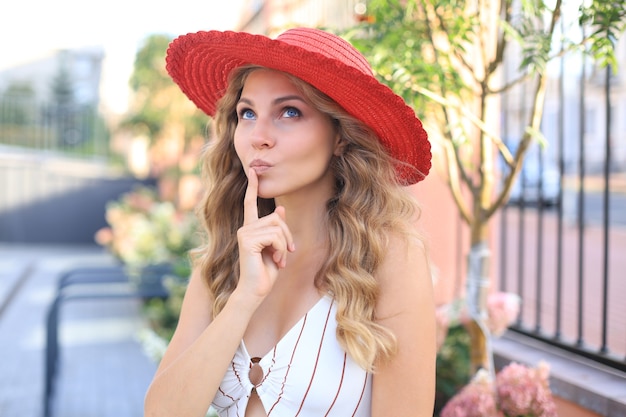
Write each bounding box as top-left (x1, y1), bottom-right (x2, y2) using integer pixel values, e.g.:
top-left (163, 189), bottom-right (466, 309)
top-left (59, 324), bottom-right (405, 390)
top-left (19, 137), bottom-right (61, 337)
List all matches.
top-left (237, 95), bottom-right (307, 106)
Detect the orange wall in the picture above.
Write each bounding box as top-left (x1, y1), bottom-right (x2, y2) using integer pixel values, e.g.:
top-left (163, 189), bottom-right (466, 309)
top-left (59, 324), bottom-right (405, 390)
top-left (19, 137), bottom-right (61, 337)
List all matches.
top-left (409, 163), bottom-right (505, 307)
top-left (409, 169), bottom-right (470, 306)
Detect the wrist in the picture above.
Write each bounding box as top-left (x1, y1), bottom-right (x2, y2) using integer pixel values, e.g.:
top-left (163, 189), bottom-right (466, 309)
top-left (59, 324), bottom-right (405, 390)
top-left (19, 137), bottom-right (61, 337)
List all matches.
top-left (227, 287), bottom-right (264, 317)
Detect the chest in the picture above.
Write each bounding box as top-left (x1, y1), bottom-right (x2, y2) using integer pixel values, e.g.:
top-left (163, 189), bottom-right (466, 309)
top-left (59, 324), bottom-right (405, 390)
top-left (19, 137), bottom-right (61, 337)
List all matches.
top-left (212, 297), bottom-right (372, 416)
top-left (243, 286), bottom-right (324, 358)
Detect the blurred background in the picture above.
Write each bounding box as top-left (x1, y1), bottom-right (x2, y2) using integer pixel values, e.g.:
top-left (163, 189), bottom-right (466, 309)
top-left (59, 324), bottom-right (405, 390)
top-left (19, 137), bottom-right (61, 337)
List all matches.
top-left (1, 1), bottom-right (625, 417)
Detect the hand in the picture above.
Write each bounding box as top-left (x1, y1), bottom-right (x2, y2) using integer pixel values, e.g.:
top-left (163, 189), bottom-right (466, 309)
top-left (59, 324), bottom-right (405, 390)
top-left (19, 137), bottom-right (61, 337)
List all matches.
top-left (236, 169), bottom-right (295, 301)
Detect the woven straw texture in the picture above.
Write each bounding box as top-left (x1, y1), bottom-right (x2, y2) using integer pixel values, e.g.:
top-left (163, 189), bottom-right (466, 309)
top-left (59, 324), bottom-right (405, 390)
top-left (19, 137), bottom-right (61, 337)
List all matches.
top-left (166, 28), bottom-right (431, 184)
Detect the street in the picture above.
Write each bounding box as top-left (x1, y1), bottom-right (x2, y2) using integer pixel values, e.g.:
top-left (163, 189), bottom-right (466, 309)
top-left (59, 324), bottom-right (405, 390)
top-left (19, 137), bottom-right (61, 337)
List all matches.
top-left (561, 189), bottom-right (626, 228)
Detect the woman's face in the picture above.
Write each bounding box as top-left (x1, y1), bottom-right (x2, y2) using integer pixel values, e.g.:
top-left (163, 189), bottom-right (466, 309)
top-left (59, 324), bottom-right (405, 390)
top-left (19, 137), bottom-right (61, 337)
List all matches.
top-left (234, 69), bottom-right (340, 201)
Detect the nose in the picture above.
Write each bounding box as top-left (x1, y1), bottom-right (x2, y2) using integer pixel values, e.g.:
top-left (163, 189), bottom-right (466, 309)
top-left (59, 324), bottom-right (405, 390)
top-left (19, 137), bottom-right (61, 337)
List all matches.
top-left (249, 117), bottom-right (275, 149)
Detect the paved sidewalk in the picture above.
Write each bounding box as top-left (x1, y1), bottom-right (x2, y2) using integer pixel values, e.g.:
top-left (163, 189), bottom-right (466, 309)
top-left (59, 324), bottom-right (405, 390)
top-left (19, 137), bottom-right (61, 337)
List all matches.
top-left (0, 244), bottom-right (158, 417)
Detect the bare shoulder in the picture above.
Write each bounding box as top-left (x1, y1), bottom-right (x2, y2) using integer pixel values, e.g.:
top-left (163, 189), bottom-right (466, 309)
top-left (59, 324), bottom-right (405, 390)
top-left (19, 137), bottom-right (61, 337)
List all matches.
top-left (376, 231), bottom-right (433, 313)
top-left (372, 231), bottom-right (436, 416)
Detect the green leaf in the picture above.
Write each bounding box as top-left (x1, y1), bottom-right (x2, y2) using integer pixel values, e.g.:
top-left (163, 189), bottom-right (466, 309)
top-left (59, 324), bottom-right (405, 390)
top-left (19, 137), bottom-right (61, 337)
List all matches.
top-left (579, 0), bottom-right (626, 72)
top-left (525, 126), bottom-right (548, 148)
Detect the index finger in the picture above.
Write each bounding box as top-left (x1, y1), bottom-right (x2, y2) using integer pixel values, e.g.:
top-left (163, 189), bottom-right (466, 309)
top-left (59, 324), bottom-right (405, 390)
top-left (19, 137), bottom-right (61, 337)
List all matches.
top-left (243, 168), bottom-right (259, 224)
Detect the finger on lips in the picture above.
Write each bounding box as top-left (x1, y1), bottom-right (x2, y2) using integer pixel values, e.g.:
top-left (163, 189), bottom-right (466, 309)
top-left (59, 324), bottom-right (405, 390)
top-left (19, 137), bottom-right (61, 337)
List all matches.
top-left (242, 168), bottom-right (295, 269)
top-left (244, 168), bottom-right (259, 225)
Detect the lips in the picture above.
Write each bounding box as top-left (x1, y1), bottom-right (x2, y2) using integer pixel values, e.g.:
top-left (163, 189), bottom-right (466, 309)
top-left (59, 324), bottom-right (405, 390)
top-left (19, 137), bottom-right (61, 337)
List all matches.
top-left (249, 159), bottom-right (273, 174)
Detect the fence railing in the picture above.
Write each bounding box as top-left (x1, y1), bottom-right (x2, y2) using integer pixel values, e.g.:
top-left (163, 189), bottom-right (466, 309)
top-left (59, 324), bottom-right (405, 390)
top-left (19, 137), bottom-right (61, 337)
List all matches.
top-left (0, 95), bottom-right (110, 158)
top-left (498, 31), bottom-right (625, 372)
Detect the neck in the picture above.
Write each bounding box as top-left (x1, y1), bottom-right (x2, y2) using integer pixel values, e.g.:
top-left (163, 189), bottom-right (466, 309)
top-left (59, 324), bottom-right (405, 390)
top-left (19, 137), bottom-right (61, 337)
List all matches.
top-left (283, 200), bottom-right (328, 249)
top-left (274, 185), bottom-right (332, 251)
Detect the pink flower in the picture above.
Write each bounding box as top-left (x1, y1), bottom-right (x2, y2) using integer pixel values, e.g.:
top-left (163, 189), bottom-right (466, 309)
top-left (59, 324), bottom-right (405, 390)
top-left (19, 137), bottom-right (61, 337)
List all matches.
top-left (441, 371), bottom-right (503, 417)
top-left (94, 227), bottom-right (113, 246)
top-left (486, 292), bottom-right (521, 337)
top-left (436, 292), bottom-right (520, 338)
top-left (441, 363), bottom-right (557, 417)
top-left (496, 362), bottom-right (557, 417)
top-left (125, 189), bottom-right (157, 212)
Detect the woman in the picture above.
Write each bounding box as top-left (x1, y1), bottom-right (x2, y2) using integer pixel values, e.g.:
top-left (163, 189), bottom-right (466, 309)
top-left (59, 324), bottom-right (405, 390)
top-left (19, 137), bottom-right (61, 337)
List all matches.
top-left (145, 27), bottom-right (436, 417)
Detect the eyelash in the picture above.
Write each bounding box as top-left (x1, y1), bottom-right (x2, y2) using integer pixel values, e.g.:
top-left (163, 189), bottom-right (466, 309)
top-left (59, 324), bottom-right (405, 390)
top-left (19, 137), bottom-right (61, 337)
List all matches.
top-left (283, 107), bottom-right (301, 118)
top-left (237, 106), bottom-right (302, 120)
top-left (238, 108), bottom-right (255, 120)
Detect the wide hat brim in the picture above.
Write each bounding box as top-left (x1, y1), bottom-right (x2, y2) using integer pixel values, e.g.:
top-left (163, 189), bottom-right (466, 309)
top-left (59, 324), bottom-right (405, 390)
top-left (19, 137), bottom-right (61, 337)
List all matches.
top-left (166, 29), bottom-right (431, 184)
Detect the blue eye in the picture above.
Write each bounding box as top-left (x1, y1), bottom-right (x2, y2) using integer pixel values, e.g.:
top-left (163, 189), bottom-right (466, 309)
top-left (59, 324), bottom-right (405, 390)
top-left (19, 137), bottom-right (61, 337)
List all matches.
top-left (283, 107), bottom-right (301, 118)
top-left (239, 108), bottom-right (255, 120)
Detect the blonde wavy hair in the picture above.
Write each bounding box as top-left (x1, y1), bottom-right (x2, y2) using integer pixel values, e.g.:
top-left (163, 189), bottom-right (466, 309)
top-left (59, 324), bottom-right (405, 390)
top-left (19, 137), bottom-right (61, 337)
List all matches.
top-left (191, 65), bottom-right (423, 372)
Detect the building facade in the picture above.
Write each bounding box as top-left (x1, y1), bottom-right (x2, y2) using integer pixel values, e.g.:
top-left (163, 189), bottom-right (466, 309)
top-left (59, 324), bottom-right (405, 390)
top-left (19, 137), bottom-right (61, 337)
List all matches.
top-left (235, 0), bottom-right (367, 34)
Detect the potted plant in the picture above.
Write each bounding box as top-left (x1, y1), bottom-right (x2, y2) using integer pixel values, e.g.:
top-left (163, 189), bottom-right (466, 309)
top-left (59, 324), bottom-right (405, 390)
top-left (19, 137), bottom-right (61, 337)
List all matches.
top-left (94, 186), bottom-right (200, 293)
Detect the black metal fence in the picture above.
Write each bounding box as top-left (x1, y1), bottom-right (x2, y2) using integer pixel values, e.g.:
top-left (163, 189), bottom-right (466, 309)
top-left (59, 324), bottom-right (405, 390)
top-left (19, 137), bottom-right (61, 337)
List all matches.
top-left (0, 94), bottom-right (110, 157)
top-left (498, 27), bottom-right (625, 372)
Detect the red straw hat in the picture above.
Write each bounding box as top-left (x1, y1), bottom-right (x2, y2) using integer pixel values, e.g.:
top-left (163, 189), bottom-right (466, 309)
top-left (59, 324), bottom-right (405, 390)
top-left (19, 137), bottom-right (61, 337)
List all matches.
top-left (166, 27), bottom-right (431, 184)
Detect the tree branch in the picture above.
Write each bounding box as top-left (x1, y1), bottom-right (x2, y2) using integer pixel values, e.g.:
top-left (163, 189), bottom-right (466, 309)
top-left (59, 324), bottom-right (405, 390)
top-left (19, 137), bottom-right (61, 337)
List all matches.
top-left (486, 0), bottom-right (562, 220)
top-left (411, 83), bottom-right (515, 168)
top-left (487, 0), bottom-right (512, 76)
top-left (443, 139), bottom-right (474, 225)
top-left (432, 1), bottom-right (478, 84)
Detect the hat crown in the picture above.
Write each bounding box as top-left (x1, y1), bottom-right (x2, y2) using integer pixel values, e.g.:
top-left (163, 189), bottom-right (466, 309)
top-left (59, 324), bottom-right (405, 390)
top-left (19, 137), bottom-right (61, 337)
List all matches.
top-left (276, 28), bottom-right (373, 77)
top-left (166, 28), bottom-right (431, 183)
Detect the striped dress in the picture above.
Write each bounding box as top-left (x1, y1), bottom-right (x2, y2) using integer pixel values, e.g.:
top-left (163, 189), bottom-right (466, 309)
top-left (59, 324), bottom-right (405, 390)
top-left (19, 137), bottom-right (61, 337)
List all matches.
top-left (211, 295), bottom-right (372, 416)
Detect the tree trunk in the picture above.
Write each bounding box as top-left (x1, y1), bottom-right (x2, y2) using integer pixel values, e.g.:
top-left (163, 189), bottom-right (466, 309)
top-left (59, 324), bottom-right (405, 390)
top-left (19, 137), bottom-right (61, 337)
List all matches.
top-left (465, 238), bottom-right (494, 376)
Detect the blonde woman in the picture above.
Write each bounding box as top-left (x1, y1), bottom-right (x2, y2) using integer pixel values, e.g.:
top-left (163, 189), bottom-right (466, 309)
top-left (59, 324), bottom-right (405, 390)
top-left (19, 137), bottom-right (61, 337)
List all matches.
top-left (145, 27), bottom-right (436, 417)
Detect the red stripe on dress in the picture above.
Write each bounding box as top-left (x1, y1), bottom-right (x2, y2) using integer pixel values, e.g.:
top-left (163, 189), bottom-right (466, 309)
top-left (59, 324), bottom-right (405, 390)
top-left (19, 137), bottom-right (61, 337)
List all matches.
top-left (260, 347), bottom-right (277, 386)
top-left (232, 361), bottom-right (243, 385)
top-left (323, 352), bottom-right (347, 416)
top-left (294, 300), bottom-right (334, 416)
top-left (224, 363), bottom-right (243, 416)
top-left (218, 386), bottom-right (235, 402)
top-left (266, 312), bottom-right (310, 415)
top-left (227, 362), bottom-right (246, 417)
top-left (216, 386), bottom-right (239, 417)
top-left (351, 373), bottom-right (369, 417)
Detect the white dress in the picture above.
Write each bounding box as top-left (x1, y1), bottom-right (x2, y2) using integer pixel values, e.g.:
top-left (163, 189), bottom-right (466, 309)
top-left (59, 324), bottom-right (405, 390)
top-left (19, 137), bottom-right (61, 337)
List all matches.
top-left (211, 295), bottom-right (372, 416)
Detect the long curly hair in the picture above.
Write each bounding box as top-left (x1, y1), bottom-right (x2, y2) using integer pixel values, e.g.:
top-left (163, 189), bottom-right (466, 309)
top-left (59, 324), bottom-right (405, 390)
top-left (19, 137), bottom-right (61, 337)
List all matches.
top-left (191, 65), bottom-right (424, 372)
